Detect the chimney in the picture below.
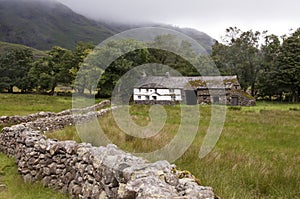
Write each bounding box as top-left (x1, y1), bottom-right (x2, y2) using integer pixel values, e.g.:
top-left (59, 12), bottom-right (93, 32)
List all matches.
top-left (141, 70), bottom-right (147, 78)
top-left (165, 72), bottom-right (170, 78)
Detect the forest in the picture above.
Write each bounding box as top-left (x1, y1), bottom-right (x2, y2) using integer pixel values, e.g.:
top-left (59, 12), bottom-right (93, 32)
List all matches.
top-left (0, 27), bottom-right (299, 102)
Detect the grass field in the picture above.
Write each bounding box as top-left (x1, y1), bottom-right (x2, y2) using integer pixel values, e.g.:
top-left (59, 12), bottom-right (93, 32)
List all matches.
top-left (0, 94), bottom-right (72, 116)
top-left (0, 94), bottom-right (72, 198)
top-left (0, 93), bottom-right (300, 198)
top-left (0, 153), bottom-right (67, 199)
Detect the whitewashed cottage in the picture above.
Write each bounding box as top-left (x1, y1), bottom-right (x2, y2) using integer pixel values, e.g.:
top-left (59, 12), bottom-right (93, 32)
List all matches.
top-left (133, 72), bottom-right (255, 106)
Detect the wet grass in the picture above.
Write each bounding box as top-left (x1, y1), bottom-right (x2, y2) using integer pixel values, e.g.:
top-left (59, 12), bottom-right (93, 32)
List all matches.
top-left (0, 94), bottom-right (299, 198)
top-left (0, 153), bottom-right (67, 199)
top-left (49, 103), bottom-right (300, 199)
top-left (0, 94), bottom-right (73, 198)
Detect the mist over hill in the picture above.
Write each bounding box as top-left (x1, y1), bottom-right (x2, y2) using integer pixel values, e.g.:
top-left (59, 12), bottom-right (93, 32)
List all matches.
top-left (0, 0), bottom-right (215, 52)
top-left (0, 0), bottom-right (114, 50)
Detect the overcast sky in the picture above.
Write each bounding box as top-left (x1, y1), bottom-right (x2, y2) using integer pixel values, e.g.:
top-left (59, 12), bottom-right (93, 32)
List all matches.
top-left (57, 0), bottom-right (299, 40)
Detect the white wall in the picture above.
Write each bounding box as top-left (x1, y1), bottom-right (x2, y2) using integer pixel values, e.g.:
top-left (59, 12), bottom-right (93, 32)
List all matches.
top-left (133, 88), bottom-right (182, 101)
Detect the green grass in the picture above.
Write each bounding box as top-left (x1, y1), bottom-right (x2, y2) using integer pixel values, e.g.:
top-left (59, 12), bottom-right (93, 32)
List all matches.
top-left (0, 94), bottom-right (72, 116)
top-left (1, 94), bottom-right (300, 198)
top-left (0, 93), bottom-right (104, 116)
top-left (0, 93), bottom-right (106, 116)
top-left (0, 153), bottom-right (67, 199)
top-left (242, 101), bottom-right (300, 112)
top-left (0, 94), bottom-right (73, 198)
top-left (49, 103), bottom-right (300, 199)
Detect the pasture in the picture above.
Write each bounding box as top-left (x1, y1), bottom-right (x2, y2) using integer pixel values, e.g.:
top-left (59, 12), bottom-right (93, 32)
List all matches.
top-left (0, 93), bottom-right (299, 198)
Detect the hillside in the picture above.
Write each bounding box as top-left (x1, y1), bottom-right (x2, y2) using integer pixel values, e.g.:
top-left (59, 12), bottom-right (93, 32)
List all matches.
top-left (0, 41), bottom-right (46, 58)
top-left (0, 0), bottom-right (215, 52)
top-left (0, 0), bottom-right (114, 50)
top-left (104, 21), bottom-right (216, 53)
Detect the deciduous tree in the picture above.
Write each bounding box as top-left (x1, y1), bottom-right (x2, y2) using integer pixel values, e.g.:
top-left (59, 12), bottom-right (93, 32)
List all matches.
top-left (0, 49), bottom-right (33, 93)
top-left (276, 28), bottom-right (300, 102)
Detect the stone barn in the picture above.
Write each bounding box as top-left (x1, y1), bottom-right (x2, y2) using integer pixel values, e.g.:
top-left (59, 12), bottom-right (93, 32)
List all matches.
top-left (133, 73), bottom-right (255, 106)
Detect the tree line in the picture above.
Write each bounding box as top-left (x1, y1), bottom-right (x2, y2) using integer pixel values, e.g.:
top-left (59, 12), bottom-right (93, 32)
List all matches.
top-left (0, 42), bottom-right (94, 94)
top-left (212, 27), bottom-right (300, 102)
top-left (0, 36), bottom-right (206, 97)
top-left (0, 27), bottom-right (299, 102)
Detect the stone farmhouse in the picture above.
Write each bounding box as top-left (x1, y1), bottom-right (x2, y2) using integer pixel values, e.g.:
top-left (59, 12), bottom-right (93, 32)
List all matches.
top-left (133, 73), bottom-right (255, 106)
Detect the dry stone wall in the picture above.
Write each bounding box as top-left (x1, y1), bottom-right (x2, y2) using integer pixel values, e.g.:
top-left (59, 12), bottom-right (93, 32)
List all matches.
top-left (0, 100), bottom-right (216, 199)
top-left (0, 100), bottom-right (111, 128)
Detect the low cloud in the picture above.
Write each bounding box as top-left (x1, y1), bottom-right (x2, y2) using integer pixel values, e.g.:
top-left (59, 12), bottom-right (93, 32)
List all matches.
top-left (56, 0), bottom-right (300, 39)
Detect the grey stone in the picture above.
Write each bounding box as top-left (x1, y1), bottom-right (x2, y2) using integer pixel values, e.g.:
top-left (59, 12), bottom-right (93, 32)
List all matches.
top-left (0, 100), bottom-right (216, 199)
top-left (23, 174), bottom-right (33, 183)
top-left (43, 167), bottom-right (51, 176)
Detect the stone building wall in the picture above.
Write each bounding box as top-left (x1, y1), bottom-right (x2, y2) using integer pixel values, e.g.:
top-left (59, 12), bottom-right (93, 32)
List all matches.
top-left (229, 90), bottom-right (256, 106)
top-left (133, 88), bottom-right (255, 106)
top-left (196, 89), bottom-right (256, 106)
top-left (134, 100), bottom-right (178, 105)
top-left (0, 101), bottom-right (216, 199)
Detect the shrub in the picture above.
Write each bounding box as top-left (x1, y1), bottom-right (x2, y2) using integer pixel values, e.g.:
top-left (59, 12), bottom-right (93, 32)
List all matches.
top-left (228, 106), bottom-right (242, 111)
top-left (289, 107), bottom-right (300, 111)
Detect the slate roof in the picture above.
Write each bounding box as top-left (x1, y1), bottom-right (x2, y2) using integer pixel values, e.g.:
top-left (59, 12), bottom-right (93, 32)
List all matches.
top-left (134, 75), bottom-right (239, 89)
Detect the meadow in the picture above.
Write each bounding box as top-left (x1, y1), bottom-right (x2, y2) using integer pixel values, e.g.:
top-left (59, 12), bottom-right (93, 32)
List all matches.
top-left (0, 94), bottom-right (71, 199)
top-left (0, 94), bottom-right (72, 116)
top-left (0, 93), bottom-right (300, 198)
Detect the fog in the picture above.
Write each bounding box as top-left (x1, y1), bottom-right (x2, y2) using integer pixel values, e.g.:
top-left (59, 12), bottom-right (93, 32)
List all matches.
top-left (33, 0), bottom-right (300, 39)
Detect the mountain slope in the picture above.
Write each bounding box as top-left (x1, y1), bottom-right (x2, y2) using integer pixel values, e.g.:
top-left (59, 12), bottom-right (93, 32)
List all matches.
top-left (0, 41), bottom-right (46, 59)
top-left (169, 27), bottom-right (216, 53)
top-left (101, 21), bottom-right (216, 53)
top-left (0, 0), bottom-right (114, 50)
top-left (0, 0), bottom-right (215, 53)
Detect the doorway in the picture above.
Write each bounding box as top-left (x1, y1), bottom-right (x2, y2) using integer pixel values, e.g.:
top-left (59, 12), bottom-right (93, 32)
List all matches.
top-left (231, 96), bottom-right (239, 106)
top-left (185, 90), bottom-right (197, 105)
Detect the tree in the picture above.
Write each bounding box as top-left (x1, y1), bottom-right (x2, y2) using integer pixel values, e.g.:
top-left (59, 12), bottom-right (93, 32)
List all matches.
top-left (0, 49), bottom-right (33, 93)
top-left (96, 39), bottom-right (150, 98)
top-left (276, 28), bottom-right (300, 102)
top-left (95, 35), bottom-right (204, 98)
top-left (148, 34), bottom-right (200, 76)
top-left (212, 41), bottom-right (236, 75)
top-left (257, 34), bottom-right (282, 100)
top-left (69, 42), bottom-right (95, 92)
top-left (212, 27), bottom-right (262, 96)
top-left (30, 46), bottom-right (72, 93)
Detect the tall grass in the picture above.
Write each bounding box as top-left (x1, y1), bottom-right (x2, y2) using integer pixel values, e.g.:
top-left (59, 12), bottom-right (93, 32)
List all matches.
top-left (48, 103), bottom-right (300, 198)
top-left (1, 94), bottom-right (299, 198)
top-left (176, 107), bottom-right (300, 198)
top-left (0, 94), bottom-right (73, 198)
top-left (0, 153), bottom-right (67, 199)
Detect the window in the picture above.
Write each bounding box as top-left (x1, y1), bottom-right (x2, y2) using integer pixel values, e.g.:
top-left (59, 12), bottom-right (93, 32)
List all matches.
top-left (145, 96), bottom-right (149, 100)
top-left (139, 88), bottom-right (141, 92)
top-left (146, 89), bottom-right (149, 92)
top-left (169, 88), bottom-right (174, 93)
top-left (171, 95), bottom-right (176, 101)
top-left (152, 96), bottom-right (157, 100)
top-left (138, 96), bottom-right (141, 99)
